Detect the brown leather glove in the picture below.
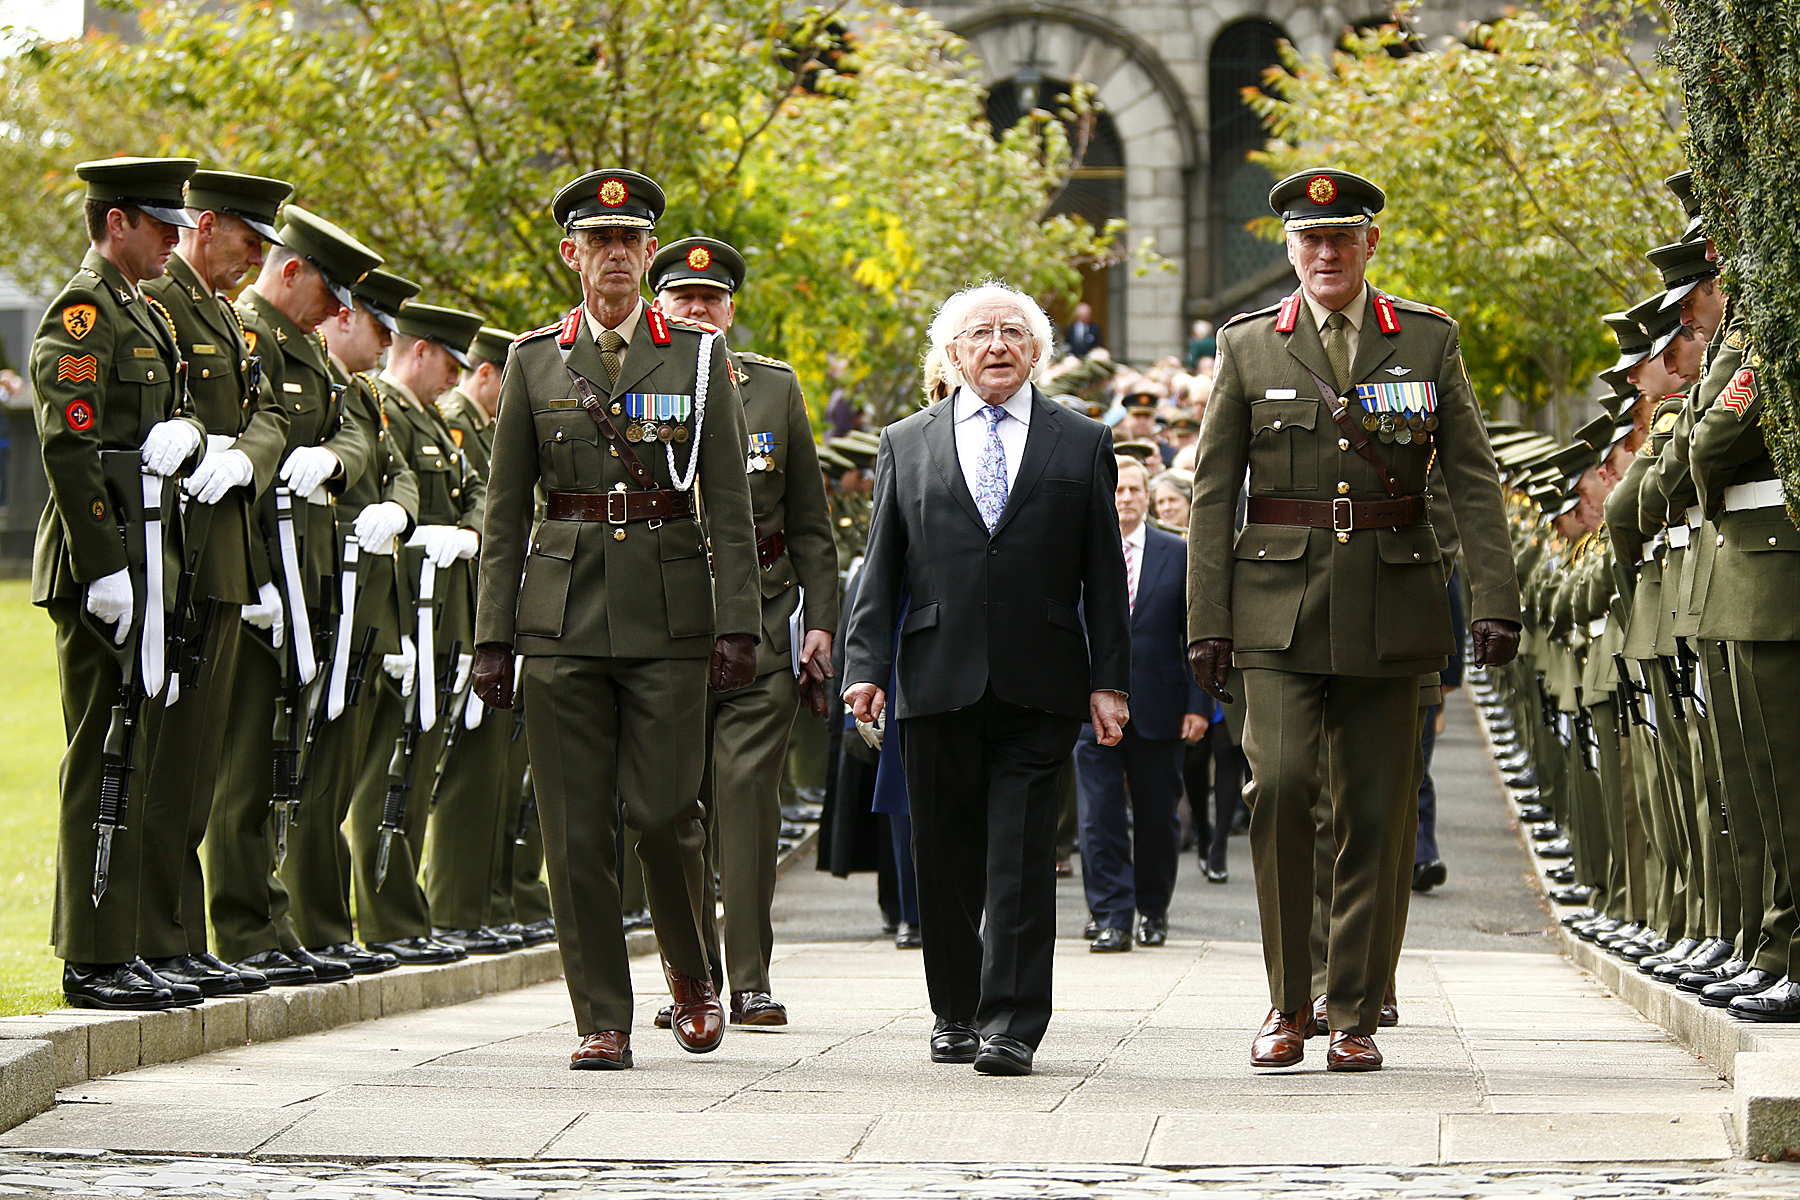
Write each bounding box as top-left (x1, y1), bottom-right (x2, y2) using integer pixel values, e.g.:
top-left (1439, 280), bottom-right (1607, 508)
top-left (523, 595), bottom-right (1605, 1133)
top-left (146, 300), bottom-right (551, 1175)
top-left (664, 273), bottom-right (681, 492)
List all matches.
top-left (1470, 618), bottom-right (1521, 667)
top-left (797, 674), bottom-right (828, 719)
top-left (709, 633), bottom-right (757, 692)
top-left (471, 642), bottom-right (515, 709)
top-left (1188, 638), bottom-right (1234, 704)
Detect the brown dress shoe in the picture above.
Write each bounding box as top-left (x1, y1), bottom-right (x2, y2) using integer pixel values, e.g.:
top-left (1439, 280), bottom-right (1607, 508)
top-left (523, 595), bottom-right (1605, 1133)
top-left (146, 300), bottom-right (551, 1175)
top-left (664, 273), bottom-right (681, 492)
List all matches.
top-left (1310, 994), bottom-right (1329, 1037)
top-left (664, 963), bottom-right (724, 1053)
top-left (571, 1031), bottom-right (632, 1070)
top-left (731, 991), bottom-right (788, 1026)
top-left (653, 1005), bottom-right (672, 1030)
top-left (1326, 1031), bottom-right (1383, 1071)
top-left (1250, 1007), bottom-right (1311, 1068)
top-left (1379, 983), bottom-right (1399, 1027)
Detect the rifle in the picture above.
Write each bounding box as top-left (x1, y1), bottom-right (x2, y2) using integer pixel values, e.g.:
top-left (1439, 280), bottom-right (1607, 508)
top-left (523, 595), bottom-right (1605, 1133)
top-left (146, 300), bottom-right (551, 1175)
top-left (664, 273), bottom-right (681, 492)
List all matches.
top-left (343, 626), bottom-right (380, 710)
top-left (427, 651), bottom-right (478, 810)
top-left (265, 486), bottom-right (318, 868)
top-left (376, 637), bottom-right (460, 887)
top-left (515, 763), bottom-right (536, 848)
top-left (1612, 653), bottom-right (1652, 737)
top-left (1572, 687), bottom-right (1600, 773)
top-left (1658, 655), bottom-right (1687, 722)
top-left (168, 492), bottom-right (218, 698)
top-left (292, 548), bottom-right (344, 799)
top-left (1675, 636), bottom-right (1707, 719)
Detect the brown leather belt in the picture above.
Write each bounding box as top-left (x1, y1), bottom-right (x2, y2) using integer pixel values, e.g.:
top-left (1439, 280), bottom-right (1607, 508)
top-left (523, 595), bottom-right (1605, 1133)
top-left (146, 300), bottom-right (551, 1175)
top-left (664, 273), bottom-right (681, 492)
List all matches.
top-left (545, 488), bottom-right (694, 524)
top-left (756, 531), bottom-right (787, 568)
top-left (1246, 494), bottom-right (1424, 533)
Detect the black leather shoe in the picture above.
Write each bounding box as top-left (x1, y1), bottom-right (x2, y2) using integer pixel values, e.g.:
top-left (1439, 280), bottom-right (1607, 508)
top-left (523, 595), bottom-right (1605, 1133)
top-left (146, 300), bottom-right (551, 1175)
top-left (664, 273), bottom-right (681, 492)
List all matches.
top-left (1620, 933), bottom-right (1669, 963)
top-left (233, 949), bottom-right (315, 987)
top-left (434, 927), bottom-right (512, 955)
top-left (144, 953), bottom-right (234, 997)
top-left (930, 1017), bottom-right (979, 1064)
top-left (894, 923), bottom-right (922, 949)
top-left (1576, 917), bottom-right (1622, 942)
top-left (1547, 865), bottom-right (1576, 884)
top-left (1536, 838), bottom-right (1573, 860)
top-left (1530, 824), bottom-right (1565, 842)
top-left (1730, 978), bottom-right (1800, 1022)
top-left (1640, 937), bottom-right (1701, 973)
top-left (1090, 926), bottom-right (1131, 953)
top-left (1598, 920), bottom-right (1645, 949)
top-left (127, 959), bottom-right (204, 1006)
top-left (368, 936), bottom-right (464, 965)
top-left (1678, 954), bottom-right (1749, 992)
top-left (1136, 916), bottom-right (1167, 947)
top-left (492, 922), bottom-right (540, 947)
top-left (1549, 885), bottom-right (1594, 906)
top-left (196, 950), bottom-right (268, 993)
top-left (1204, 866), bottom-right (1228, 884)
top-left (1700, 965), bottom-right (1780, 1007)
top-left (1560, 906), bottom-right (1597, 926)
top-left (1082, 916), bottom-right (1101, 940)
top-left (973, 1034), bottom-right (1034, 1076)
top-left (520, 918), bottom-right (558, 945)
top-left (1412, 860), bottom-right (1447, 893)
top-left (1517, 805), bottom-right (1555, 824)
top-left (288, 946), bottom-right (353, 982)
top-left (310, 943), bottom-right (399, 974)
top-left (64, 962), bottom-right (183, 1010)
top-left (1658, 938), bottom-right (1731, 982)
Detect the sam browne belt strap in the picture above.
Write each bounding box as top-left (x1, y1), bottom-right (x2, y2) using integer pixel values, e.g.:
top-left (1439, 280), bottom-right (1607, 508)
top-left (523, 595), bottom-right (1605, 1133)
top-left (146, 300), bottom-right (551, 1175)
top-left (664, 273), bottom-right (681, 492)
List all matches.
top-left (1245, 494), bottom-right (1425, 533)
top-left (545, 488), bottom-right (694, 524)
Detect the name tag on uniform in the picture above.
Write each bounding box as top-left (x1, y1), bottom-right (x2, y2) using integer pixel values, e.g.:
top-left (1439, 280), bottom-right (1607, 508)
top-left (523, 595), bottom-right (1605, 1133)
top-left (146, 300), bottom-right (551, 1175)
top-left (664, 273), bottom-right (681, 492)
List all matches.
top-left (546, 397), bottom-right (580, 409)
top-left (423, 445), bottom-right (441, 455)
top-left (1264, 388), bottom-right (1296, 399)
top-left (190, 343), bottom-right (217, 355)
top-left (133, 346), bottom-right (159, 358)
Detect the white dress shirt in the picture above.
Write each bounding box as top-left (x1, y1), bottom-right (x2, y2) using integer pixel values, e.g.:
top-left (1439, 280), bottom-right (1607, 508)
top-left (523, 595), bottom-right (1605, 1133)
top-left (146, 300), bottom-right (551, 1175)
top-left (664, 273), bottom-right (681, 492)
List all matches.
top-left (1121, 518), bottom-right (1146, 613)
top-left (952, 383), bottom-right (1032, 499)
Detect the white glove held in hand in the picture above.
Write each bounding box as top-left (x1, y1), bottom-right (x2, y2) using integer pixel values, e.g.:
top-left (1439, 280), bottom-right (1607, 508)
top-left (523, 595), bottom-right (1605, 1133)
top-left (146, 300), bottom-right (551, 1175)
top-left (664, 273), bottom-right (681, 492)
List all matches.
top-left (354, 501), bottom-right (409, 555)
top-left (452, 528), bottom-right (480, 561)
top-left (185, 446), bottom-right (254, 505)
top-left (141, 420), bottom-right (202, 477)
top-left (408, 524), bottom-right (470, 569)
top-left (241, 581), bottom-right (284, 649)
top-left (85, 568), bottom-right (134, 646)
top-left (279, 445), bottom-right (340, 499)
top-left (383, 635), bottom-right (417, 696)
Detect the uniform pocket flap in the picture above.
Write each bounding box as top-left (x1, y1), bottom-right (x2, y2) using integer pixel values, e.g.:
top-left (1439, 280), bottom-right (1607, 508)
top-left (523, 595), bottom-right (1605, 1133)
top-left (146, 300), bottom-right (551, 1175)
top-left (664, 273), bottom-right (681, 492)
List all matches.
top-left (658, 520), bottom-right (706, 560)
top-left (533, 410), bottom-right (599, 444)
top-left (902, 602), bottom-right (939, 633)
top-left (1046, 599), bottom-right (1083, 633)
top-left (1376, 525), bottom-right (1443, 565)
top-left (532, 520), bottom-right (578, 560)
top-left (113, 356), bottom-right (163, 384)
top-left (1234, 524), bottom-right (1310, 561)
top-left (1250, 399), bottom-right (1318, 435)
top-left (1730, 513), bottom-right (1800, 552)
top-left (414, 452), bottom-right (453, 473)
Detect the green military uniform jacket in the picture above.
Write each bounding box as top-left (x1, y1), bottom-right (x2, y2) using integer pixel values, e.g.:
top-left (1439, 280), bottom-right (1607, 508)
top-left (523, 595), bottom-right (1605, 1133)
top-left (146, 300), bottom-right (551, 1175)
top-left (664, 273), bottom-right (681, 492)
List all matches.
top-left (332, 363), bottom-right (420, 656)
top-left (1188, 286), bottom-right (1520, 675)
top-left (437, 386), bottom-right (495, 481)
top-left (143, 253), bottom-right (290, 604)
top-left (731, 351), bottom-right (839, 677)
top-left (477, 305), bottom-right (760, 658)
top-left (31, 250), bottom-right (204, 603)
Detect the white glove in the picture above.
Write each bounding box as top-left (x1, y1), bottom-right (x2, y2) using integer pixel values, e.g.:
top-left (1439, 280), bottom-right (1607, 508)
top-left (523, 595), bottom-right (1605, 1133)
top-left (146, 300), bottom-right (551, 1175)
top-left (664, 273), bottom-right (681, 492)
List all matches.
top-left (85, 568), bottom-right (134, 646)
top-left (242, 581), bottom-right (285, 649)
top-left (141, 420), bottom-right (203, 477)
top-left (382, 635), bottom-right (417, 696)
top-left (354, 501), bottom-right (409, 555)
top-left (185, 446), bottom-right (255, 505)
top-left (452, 528), bottom-right (480, 561)
top-left (279, 445), bottom-right (340, 499)
top-left (408, 524), bottom-right (466, 569)
top-left (856, 713), bottom-right (885, 752)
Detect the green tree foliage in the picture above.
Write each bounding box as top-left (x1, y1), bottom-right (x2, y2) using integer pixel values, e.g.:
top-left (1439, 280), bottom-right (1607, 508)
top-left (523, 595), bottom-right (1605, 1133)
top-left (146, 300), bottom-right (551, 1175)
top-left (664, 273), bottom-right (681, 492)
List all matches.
top-left (1664, 0), bottom-right (1800, 525)
top-left (1243, 1), bottom-right (1684, 431)
top-left (0, 0), bottom-right (1117, 424)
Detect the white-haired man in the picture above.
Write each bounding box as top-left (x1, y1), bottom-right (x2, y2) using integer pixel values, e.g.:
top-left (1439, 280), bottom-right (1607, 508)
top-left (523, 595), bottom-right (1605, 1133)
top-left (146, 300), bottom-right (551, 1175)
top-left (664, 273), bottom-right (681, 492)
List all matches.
top-left (843, 282), bottom-right (1131, 1076)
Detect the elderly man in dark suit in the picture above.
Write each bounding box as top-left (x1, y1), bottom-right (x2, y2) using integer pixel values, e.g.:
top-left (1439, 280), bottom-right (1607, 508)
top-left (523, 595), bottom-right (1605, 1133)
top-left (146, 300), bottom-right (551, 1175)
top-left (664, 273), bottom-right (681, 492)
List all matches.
top-left (1075, 455), bottom-right (1209, 953)
top-left (843, 282), bottom-right (1131, 1077)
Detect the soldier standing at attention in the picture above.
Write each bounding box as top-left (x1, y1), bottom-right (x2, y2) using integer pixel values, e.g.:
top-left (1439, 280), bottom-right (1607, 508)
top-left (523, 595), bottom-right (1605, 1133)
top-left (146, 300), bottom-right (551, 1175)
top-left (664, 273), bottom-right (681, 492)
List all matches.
top-left (470, 169), bottom-right (762, 1070)
top-left (647, 237), bottom-right (838, 1029)
top-left (1186, 170), bottom-right (1521, 1071)
top-left (34, 157), bottom-right (208, 1009)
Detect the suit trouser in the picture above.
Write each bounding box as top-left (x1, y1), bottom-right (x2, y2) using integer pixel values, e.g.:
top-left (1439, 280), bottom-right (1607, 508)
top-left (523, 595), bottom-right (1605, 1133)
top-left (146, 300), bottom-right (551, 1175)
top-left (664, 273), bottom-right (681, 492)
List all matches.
top-left (901, 689), bottom-right (1079, 1050)
top-left (424, 698), bottom-right (515, 931)
top-left (137, 609), bottom-right (240, 958)
top-left (1699, 640), bottom-right (1764, 962)
top-left (347, 676), bottom-right (446, 944)
top-left (206, 634), bottom-right (303, 962)
top-left (48, 600), bottom-right (146, 964)
top-left (1243, 668), bottom-right (1417, 1037)
top-left (1729, 641), bottom-right (1800, 976)
top-left (280, 671), bottom-right (383, 950)
top-left (698, 666), bottom-right (800, 996)
top-left (1073, 723), bottom-right (1183, 928)
top-left (522, 654), bottom-right (712, 1034)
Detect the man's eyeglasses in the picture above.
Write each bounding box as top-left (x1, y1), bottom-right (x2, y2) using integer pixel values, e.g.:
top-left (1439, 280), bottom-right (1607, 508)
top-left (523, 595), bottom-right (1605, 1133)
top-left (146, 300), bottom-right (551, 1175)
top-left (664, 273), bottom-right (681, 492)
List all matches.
top-left (955, 324), bottom-right (1032, 347)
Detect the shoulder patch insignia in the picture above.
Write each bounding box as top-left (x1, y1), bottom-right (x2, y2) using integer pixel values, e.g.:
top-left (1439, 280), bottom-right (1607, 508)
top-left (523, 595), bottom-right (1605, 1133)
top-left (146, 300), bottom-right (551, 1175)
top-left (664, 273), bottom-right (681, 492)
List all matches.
top-left (1725, 326), bottom-right (1746, 351)
top-left (1276, 293), bottom-right (1302, 334)
top-left (62, 304), bottom-right (97, 340)
top-left (647, 307), bottom-right (671, 346)
top-left (1654, 410), bottom-right (1679, 434)
top-left (91, 499), bottom-right (106, 522)
top-left (244, 329), bottom-right (257, 353)
top-left (449, 427), bottom-right (463, 448)
top-left (64, 399), bottom-right (95, 431)
top-left (1720, 367), bottom-right (1757, 419)
top-left (56, 354), bottom-right (98, 383)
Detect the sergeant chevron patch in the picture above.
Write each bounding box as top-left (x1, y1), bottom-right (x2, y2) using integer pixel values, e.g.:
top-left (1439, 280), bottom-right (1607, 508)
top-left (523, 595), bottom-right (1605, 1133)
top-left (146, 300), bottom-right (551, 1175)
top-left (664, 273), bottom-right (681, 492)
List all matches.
top-left (1720, 367), bottom-right (1757, 419)
top-left (56, 354), bottom-right (98, 383)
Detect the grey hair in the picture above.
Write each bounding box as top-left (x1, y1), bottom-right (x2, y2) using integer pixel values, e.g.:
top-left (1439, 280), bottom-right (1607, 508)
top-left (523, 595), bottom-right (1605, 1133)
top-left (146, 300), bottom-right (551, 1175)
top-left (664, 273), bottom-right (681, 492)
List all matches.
top-left (925, 282), bottom-right (1053, 388)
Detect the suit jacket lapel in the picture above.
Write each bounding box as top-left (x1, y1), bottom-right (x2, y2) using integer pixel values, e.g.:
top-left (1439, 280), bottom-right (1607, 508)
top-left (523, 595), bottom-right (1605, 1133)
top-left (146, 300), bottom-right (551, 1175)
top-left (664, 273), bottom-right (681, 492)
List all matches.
top-left (1348, 290), bottom-right (1398, 385)
top-left (563, 328), bottom-right (607, 394)
top-left (924, 397), bottom-right (986, 533)
top-left (990, 388), bottom-right (1060, 537)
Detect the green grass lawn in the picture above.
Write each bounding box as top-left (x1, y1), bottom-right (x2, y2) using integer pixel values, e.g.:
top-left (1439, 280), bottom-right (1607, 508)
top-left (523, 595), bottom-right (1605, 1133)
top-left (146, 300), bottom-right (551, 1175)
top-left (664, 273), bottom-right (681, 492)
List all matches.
top-left (0, 579), bottom-right (68, 1015)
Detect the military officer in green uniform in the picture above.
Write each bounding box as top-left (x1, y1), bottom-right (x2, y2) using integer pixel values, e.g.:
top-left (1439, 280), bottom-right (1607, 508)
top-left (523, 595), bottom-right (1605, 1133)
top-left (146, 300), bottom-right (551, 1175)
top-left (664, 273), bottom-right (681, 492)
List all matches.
top-left (214, 207), bottom-right (381, 986)
top-left (137, 170), bottom-right (296, 996)
top-left (470, 168), bottom-right (762, 1070)
top-left (33, 157), bottom-right (209, 1009)
top-left (647, 237), bottom-right (838, 1027)
top-left (1186, 170), bottom-right (1521, 1072)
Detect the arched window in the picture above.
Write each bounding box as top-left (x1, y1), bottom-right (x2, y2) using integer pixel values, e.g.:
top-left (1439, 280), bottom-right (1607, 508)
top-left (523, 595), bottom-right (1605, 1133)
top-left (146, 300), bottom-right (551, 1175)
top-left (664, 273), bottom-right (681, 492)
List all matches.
top-left (1209, 19), bottom-right (1289, 293)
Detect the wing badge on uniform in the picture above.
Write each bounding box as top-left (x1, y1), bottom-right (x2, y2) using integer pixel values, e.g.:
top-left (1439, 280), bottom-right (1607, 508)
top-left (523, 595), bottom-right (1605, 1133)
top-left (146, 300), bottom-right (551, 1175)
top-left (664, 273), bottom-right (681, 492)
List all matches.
top-left (56, 354), bottom-right (98, 383)
top-left (1386, 366), bottom-right (1411, 376)
top-left (62, 304), bottom-right (97, 340)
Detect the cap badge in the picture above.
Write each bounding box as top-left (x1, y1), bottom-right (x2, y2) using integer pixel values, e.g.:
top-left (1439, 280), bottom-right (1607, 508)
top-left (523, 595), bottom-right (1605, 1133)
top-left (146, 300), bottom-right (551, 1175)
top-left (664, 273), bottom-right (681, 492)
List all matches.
top-left (62, 304), bottom-right (97, 340)
top-left (1307, 175), bottom-right (1337, 205)
top-left (686, 246), bottom-right (712, 271)
top-left (598, 178), bottom-right (627, 207)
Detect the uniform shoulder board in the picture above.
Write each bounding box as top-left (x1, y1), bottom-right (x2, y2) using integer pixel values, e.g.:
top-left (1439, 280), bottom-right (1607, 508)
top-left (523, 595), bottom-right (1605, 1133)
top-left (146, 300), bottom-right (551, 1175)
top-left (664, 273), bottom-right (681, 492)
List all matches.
top-left (664, 312), bottom-right (720, 334)
top-left (1224, 298), bottom-right (1287, 329)
top-left (514, 322), bottom-right (560, 344)
top-left (739, 351), bottom-right (793, 372)
top-left (1386, 295), bottom-right (1453, 323)
top-left (1275, 293), bottom-right (1302, 333)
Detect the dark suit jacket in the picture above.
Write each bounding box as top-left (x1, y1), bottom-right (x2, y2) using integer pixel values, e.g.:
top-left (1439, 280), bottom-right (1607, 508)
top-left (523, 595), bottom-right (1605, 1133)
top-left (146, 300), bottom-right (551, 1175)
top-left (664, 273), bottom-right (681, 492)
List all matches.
top-left (1125, 524), bottom-right (1206, 740)
top-left (843, 387), bottom-right (1130, 722)
top-left (1066, 321), bottom-right (1103, 357)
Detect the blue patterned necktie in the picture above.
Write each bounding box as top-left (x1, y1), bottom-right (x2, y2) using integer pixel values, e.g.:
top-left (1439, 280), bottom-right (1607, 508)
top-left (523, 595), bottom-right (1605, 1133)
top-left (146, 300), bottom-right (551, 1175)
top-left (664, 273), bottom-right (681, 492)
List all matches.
top-left (975, 403), bottom-right (1009, 533)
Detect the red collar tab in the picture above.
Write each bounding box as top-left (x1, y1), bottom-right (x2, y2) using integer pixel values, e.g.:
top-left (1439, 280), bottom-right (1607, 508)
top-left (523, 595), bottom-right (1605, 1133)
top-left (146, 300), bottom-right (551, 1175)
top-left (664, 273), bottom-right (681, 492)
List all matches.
top-left (1373, 294), bottom-right (1401, 335)
top-left (647, 307), bottom-right (671, 347)
top-left (1276, 293), bottom-right (1301, 334)
top-left (557, 307), bottom-right (582, 348)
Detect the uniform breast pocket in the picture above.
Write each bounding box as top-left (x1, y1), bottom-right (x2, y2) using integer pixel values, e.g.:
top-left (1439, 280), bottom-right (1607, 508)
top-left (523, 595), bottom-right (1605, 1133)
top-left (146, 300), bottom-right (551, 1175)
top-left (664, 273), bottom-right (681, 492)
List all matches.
top-left (1248, 399), bottom-right (1319, 492)
top-left (533, 410), bottom-right (603, 489)
top-left (114, 354), bottom-right (171, 424)
top-left (658, 520), bottom-right (714, 639)
top-left (1374, 525), bottom-right (1451, 661)
top-left (414, 448), bottom-right (453, 503)
top-left (1230, 523), bottom-right (1310, 652)
top-left (516, 520), bottom-right (577, 639)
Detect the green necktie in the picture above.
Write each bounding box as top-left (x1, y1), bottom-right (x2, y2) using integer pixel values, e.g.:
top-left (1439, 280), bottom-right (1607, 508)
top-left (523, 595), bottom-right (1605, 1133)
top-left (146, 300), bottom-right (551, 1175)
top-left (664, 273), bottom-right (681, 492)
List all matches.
top-left (1325, 311), bottom-right (1351, 396)
top-left (598, 328), bottom-right (624, 388)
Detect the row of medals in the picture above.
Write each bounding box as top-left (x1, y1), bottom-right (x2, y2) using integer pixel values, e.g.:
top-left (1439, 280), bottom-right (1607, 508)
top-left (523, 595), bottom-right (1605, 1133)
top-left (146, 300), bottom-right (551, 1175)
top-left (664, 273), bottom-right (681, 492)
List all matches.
top-left (624, 419), bottom-right (688, 444)
top-left (1361, 409), bottom-right (1438, 446)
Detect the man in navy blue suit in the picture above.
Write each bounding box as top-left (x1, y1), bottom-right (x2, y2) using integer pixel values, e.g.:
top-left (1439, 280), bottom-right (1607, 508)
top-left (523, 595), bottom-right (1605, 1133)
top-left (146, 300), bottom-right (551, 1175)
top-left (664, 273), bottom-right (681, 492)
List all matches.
top-left (1074, 456), bottom-right (1209, 951)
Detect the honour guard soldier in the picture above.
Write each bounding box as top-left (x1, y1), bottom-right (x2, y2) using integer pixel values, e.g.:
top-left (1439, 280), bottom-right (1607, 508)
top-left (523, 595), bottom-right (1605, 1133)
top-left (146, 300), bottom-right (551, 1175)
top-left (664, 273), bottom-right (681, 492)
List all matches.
top-left (470, 168), bottom-right (762, 1069)
top-left (138, 170), bottom-right (296, 996)
top-left (34, 157), bottom-right (211, 1009)
top-left (647, 237), bottom-right (838, 1028)
top-left (214, 207), bottom-right (381, 985)
top-left (1186, 170), bottom-right (1521, 1071)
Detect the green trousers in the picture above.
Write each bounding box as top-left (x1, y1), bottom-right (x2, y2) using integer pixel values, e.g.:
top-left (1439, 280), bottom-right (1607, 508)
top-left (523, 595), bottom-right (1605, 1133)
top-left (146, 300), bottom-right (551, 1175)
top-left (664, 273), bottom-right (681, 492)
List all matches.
top-left (424, 696), bottom-right (514, 931)
top-left (1730, 641), bottom-right (1800, 976)
top-left (1699, 639), bottom-right (1764, 963)
top-left (346, 675), bottom-right (445, 944)
top-left (1646, 668), bottom-right (1698, 940)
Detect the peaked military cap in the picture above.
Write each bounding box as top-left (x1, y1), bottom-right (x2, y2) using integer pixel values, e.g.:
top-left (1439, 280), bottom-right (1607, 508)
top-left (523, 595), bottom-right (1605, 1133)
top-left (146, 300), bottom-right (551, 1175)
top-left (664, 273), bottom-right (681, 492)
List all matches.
top-left (1665, 170), bottom-right (1705, 242)
top-left (817, 445), bottom-right (856, 472)
top-left (1602, 309), bottom-right (1652, 371)
top-left (1114, 440), bottom-right (1161, 463)
top-left (469, 326), bottom-right (517, 369)
top-left (77, 156), bottom-right (198, 229)
top-left (1269, 169), bottom-right (1385, 231)
top-left (828, 433), bottom-right (877, 467)
top-left (1574, 413), bottom-right (1615, 452)
top-left (553, 168), bottom-right (664, 231)
top-left (1627, 292), bottom-right (1686, 359)
top-left (1647, 240), bottom-right (1719, 310)
top-left (395, 303), bottom-right (483, 369)
top-left (1598, 363), bottom-right (1636, 405)
top-left (353, 268), bottom-right (421, 332)
top-left (651, 237), bottom-right (745, 294)
top-left (185, 170), bottom-right (291, 243)
top-left (1605, 412), bottom-right (1638, 452)
top-left (279, 206), bottom-right (381, 311)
